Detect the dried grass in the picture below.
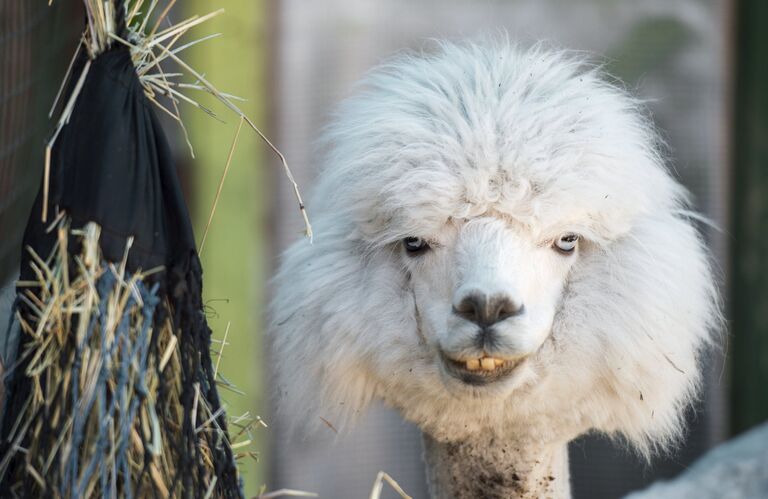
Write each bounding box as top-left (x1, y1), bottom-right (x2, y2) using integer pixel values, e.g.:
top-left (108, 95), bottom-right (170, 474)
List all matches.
top-left (368, 471), bottom-right (413, 499)
top-left (2, 218), bottom-right (260, 496)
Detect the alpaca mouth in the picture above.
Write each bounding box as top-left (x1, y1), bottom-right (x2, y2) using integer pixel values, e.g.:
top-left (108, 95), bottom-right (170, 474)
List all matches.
top-left (440, 352), bottom-right (524, 386)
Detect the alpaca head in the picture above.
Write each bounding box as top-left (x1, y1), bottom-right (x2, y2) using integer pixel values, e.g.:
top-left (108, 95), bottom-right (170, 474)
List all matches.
top-left (270, 40), bottom-right (719, 453)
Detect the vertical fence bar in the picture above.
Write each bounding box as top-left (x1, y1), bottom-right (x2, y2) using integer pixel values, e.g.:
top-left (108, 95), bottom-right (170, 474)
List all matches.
top-left (730, 0), bottom-right (768, 434)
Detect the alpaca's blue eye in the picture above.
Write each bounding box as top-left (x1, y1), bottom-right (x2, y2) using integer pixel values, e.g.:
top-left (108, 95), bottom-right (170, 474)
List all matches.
top-left (403, 237), bottom-right (429, 255)
top-left (554, 233), bottom-right (579, 254)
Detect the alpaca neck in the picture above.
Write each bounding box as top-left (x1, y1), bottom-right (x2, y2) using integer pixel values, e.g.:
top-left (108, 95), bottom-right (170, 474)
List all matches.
top-left (422, 432), bottom-right (570, 499)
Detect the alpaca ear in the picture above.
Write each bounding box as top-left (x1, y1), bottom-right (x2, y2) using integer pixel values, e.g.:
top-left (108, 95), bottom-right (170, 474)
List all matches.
top-left (269, 220), bottom-right (382, 434)
top-left (554, 211), bottom-right (720, 455)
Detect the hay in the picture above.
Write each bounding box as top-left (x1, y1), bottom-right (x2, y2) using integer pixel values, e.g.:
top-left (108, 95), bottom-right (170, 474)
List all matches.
top-left (1, 2), bottom-right (316, 496)
top-left (0, 2), bottom-right (297, 497)
top-left (368, 471), bottom-right (412, 499)
top-left (1, 219), bottom-right (249, 496)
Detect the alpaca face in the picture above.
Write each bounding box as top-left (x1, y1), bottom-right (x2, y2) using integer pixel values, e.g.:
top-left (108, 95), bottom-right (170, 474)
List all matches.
top-left (403, 216), bottom-right (579, 390)
top-left (270, 41), bottom-right (718, 448)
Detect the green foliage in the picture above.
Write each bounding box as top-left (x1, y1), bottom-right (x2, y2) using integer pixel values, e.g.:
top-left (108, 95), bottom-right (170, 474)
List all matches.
top-left (184, 0), bottom-right (268, 493)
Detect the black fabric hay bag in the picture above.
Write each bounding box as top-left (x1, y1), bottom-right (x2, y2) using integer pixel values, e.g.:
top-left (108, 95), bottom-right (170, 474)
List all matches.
top-left (0, 45), bottom-right (243, 498)
top-left (22, 46), bottom-right (193, 274)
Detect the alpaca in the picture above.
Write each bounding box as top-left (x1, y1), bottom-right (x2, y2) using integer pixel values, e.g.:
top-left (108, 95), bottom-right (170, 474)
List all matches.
top-left (269, 40), bottom-right (719, 498)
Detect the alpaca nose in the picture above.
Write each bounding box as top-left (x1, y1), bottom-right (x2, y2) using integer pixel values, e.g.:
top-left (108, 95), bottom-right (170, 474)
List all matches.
top-left (452, 293), bottom-right (524, 326)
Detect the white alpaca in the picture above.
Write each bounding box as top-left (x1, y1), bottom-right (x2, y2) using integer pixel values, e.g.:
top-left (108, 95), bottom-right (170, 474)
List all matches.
top-left (269, 40), bottom-right (720, 498)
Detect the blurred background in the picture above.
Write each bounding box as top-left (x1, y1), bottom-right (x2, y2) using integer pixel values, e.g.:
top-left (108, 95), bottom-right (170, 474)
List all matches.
top-left (0, 0), bottom-right (765, 498)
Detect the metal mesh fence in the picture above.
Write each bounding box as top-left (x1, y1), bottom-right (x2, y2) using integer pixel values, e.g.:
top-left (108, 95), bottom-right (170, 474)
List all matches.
top-left (0, 2), bottom-right (79, 283)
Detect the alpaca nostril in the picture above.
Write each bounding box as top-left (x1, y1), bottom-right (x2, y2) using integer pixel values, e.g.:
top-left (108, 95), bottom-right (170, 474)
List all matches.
top-left (494, 297), bottom-right (524, 322)
top-left (453, 294), bottom-right (523, 326)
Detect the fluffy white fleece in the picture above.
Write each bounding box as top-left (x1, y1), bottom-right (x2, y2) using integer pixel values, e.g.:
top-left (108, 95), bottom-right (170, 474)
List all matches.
top-left (269, 39), bottom-right (720, 457)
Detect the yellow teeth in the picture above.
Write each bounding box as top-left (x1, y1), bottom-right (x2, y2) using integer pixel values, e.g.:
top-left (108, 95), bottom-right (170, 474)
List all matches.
top-left (480, 357), bottom-right (496, 370)
top-left (464, 356), bottom-right (506, 371)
